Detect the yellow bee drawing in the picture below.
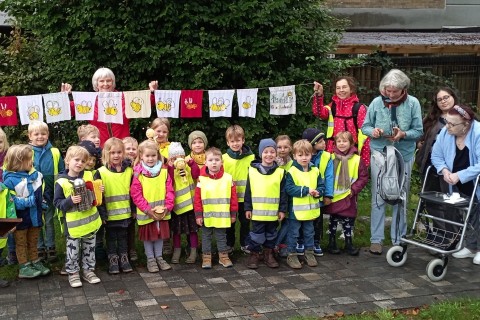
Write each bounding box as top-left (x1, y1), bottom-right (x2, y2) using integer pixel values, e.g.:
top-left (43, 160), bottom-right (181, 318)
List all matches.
top-left (46, 101), bottom-right (62, 116)
top-left (184, 98), bottom-right (197, 110)
top-left (287, 91), bottom-right (293, 97)
top-left (28, 106), bottom-right (40, 120)
top-left (242, 96), bottom-right (254, 109)
top-left (210, 98), bottom-right (229, 112)
top-left (130, 97), bottom-right (144, 113)
top-left (157, 99), bottom-right (174, 111)
top-left (103, 100), bottom-right (118, 116)
top-left (76, 101), bottom-right (92, 114)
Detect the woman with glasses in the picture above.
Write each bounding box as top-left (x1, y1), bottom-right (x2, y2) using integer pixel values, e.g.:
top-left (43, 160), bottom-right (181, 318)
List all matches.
top-left (431, 105), bottom-right (480, 264)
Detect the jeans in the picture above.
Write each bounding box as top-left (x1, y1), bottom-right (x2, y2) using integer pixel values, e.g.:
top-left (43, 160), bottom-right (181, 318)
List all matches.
top-left (65, 234), bottom-right (96, 273)
top-left (370, 150), bottom-right (413, 245)
top-left (275, 219), bottom-right (289, 246)
top-left (202, 226), bottom-right (228, 253)
top-left (106, 227), bottom-right (128, 256)
top-left (226, 202), bottom-right (250, 248)
top-left (247, 221), bottom-right (278, 252)
top-left (37, 204), bottom-right (55, 250)
top-left (7, 233), bottom-right (15, 253)
top-left (298, 214), bottom-right (323, 245)
top-left (465, 205), bottom-right (480, 251)
top-left (287, 219), bottom-right (314, 253)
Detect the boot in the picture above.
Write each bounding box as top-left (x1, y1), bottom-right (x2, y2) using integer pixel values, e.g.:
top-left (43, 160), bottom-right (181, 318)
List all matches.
top-left (218, 251), bottom-right (233, 268)
top-left (327, 233), bottom-right (341, 254)
top-left (304, 250), bottom-right (318, 267)
top-left (286, 253), bottom-right (302, 269)
top-left (344, 237), bottom-right (360, 256)
top-left (263, 248), bottom-right (279, 268)
top-left (202, 253), bottom-right (212, 269)
top-left (171, 248), bottom-right (182, 264)
top-left (186, 248), bottom-right (197, 264)
top-left (119, 253), bottom-right (133, 273)
top-left (246, 252), bottom-right (260, 269)
top-left (108, 254), bottom-right (120, 274)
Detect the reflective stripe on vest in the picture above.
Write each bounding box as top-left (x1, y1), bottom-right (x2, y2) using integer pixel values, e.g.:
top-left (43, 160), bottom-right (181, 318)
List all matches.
top-left (57, 171), bottom-right (102, 238)
top-left (136, 168), bottom-right (169, 225)
top-left (199, 173), bottom-right (233, 228)
top-left (288, 166), bottom-right (321, 221)
top-left (98, 166), bottom-right (133, 221)
top-left (332, 154), bottom-right (360, 203)
top-left (173, 164), bottom-right (194, 215)
top-left (325, 105), bottom-right (367, 155)
top-left (222, 154), bottom-right (254, 202)
top-left (249, 167), bottom-right (284, 221)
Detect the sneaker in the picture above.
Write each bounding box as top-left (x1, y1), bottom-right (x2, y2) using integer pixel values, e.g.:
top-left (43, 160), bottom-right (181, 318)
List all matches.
top-left (7, 252), bottom-right (18, 265)
top-left (108, 255), bottom-right (120, 274)
top-left (37, 249), bottom-right (47, 261)
top-left (32, 259), bottom-right (51, 276)
top-left (147, 258), bottom-right (159, 273)
top-left (369, 243), bottom-right (382, 255)
top-left (59, 265), bottom-right (68, 276)
top-left (129, 250), bottom-right (138, 262)
top-left (313, 244), bottom-right (324, 257)
top-left (296, 243), bottom-right (305, 255)
top-left (119, 254), bottom-right (133, 273)
top-left (240, 245), bottom-right (251, 254)
top-left (18, 262), bottom-right (42, 279)
top-left (473, 252), bottom-right (480, 265)
top-left (304, 250), bottom-right (318, 267)
top-left (453, 247), bottom-right (475, 259)
top-left (46, 247), bottom-right (57, 262)
top-left (68, 272), bottom-right (83, 288)
top-left (82, 270), bottom-right (101, 284)
top-left (156, 257), bottom-right (171, 271)
top-left (286, 253), bottom-right (302, 269)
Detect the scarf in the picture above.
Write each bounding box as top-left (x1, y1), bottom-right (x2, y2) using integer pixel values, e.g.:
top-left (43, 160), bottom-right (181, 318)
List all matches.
top-left (275, 155), bottom-right (292, 167)
top-left (190, 152), bottom-right (206, 166)
top-left (382, 90), bottom-right (408, 108)
top-left (141, 160), bottom-right (162, 177)
top-left (332, 147), bottom-right (354, 192)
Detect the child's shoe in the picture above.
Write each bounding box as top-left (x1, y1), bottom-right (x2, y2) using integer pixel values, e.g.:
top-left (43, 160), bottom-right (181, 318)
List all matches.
top-left (129, 250), bottom-right (138, 262)
top-left (68, 272), bottom-right (82, 288)
top-left (171, 248), bottom-right (181, 264)
top-left (37, 248), bottom-right (47, 261)
top-left (147, 258), bottom-right (159, 273)
top-left (185, 248), bottom-right (197, 264)
top-left (59, 265), bottom-right (68, 276)
top-left (156, 257), bottom-right (172, 270)
top-left (345, 238), bottom-right (360, 256)
top-left (218, 251), bottom-right (233, 268)
top-left (202, 253), bottom-right (212, 269)
top-left (263, 248), bottom-right (279, 268)
top-left (32, 259), bottom-right (51, 276)
top-left (19, 262), bottom-right (42, 279)
top-left (296, 242), bottom-right (305, 255)
top-left (7, 251), bottom-right (17, 265)
top-left (108, 255), bottom-right (120, 274)
top-left (304, 250), bottom-right (318, 267)
top-left (246, 252), bottom-right (260, 269)
top-left (119, 254), bottom-right (133, 273)
top-left (82, 270), bottom-right (101, 284)
top-left (286, 253), bottom-right (302, 269)
top-left (313, 243), bottom-right (324, 257)
top-left (46, 247), bottom-right (57, 262)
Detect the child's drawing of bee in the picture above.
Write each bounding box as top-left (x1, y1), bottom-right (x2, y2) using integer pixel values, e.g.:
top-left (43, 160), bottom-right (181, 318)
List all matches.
top-left (76, 101), bottom-right (92, 114)
top-left (28, 106), bottom-right (40, 120)
top-left (130, 97), bottom-right (144, 113)
top-left (184, 98), bottom-right (197, 110)
top-left (46, 101), bottom-right (62, 116)
top-left (103, 100), bottom-right (118, 116)
top-left (242, 96), bottom-right (254, 109)
top-left (210, 98), bottom-right (229, 112)
top-left (157, 99), bottom-right (173, 111)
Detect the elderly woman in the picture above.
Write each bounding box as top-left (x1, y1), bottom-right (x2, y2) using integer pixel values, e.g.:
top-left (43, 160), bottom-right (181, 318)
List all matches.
top-left (312, 76), bottom-right (370, 166)
top-left (361, 69), bottom-right (423, 255)
top-left (431, 105), bottom-right (480, 264)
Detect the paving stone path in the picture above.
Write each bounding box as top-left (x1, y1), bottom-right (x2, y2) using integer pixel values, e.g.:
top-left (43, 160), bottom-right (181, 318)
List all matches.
top-left (1, 246), bottom-right (479, 320)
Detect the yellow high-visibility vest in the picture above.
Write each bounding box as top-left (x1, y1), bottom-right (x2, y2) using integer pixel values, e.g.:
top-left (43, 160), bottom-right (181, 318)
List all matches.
top-left (199, 173), bottom-right (233, 228)
top-left (248, 167), bottom-right (284, 221)
top-left (173, 165), bottom-right (195, 215)
top-left (331, 154), bottom-right (360, 203)
top-left (325, 105), bottom-right (368, 154)
top-left (135, 168), bottom-right (169, 225)
top-left (288, 166), bottom-right (321, 221)
top-left (98, 166), bottom-right (133, 221)
top-left (222, 154), bottom-right (254, 202)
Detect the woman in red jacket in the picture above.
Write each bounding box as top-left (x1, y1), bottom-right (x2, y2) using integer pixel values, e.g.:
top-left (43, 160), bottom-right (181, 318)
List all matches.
top-left (312, 76), bottom-right (370, 166)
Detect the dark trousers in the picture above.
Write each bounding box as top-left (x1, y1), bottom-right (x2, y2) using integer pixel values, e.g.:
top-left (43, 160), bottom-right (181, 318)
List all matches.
top-left (247, 220), bottom-right (278, 252)
top-left (106, 227), bottom-right (128, 256)
top-left (96, 225), bottom-right (105, 247)
top-left (127, 218), bottom-right (136, 253)
top-left (226, 202), bottom-right (250, 248)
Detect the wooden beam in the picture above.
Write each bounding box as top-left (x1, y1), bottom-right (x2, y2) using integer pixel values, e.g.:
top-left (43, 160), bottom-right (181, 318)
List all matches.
top-left (333, 44), bottom-right (480, 55)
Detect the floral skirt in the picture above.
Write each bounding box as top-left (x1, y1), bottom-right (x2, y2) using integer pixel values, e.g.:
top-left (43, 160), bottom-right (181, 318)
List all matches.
top-left (170, 210), bottom-right (198, 235)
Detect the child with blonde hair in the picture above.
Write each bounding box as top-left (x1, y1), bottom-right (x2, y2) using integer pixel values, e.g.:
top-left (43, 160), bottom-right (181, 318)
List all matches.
top-left (97, 138), bottom-right (134, 273)
top-left (77, 124), bottom-right (101, 149)
top-left (3, 144), bottom-right (50, 278)
top-left (150, 118), bottom-right (171, 160)
top-left (130, 140), bottom-right (174, 272)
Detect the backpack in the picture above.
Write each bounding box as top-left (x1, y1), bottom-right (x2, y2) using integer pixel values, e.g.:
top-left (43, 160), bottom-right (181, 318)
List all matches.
top-left (376, 145), bottom-right (405, 205)
top-left (330, 101), bottom-right (364, 132)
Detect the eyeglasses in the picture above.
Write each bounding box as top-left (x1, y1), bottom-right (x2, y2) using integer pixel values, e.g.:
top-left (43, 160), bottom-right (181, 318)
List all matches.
top-left (436, 95), bottom-right (451, 103)
top-left (440, 117), bottom-right (465, 128)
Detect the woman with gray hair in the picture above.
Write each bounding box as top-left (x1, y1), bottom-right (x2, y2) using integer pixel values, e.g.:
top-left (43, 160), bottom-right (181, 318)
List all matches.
top-left (361, 69), bottom-right (424, 255)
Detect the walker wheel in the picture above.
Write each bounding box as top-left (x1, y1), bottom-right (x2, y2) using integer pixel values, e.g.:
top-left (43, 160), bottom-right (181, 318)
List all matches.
top-left (426, 258), bottom-right (447, 282)
top-left (386, 245), bottom-right (407, 267)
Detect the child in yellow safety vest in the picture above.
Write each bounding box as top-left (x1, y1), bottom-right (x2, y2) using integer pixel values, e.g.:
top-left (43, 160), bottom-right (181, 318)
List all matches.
top-left (130, 140), bottom-right (174, 273)
top-left (285, 140), bottom-right (325, 269)
top-left (244, 139), bottom-right (287, 269)
top-left (194, 147), bottom-right (238, 269)
top-left (97, 138), bottom-right (134, 274)
top-left (167, 142), bottom-right (200, 264)
top-left (324, 131), bottom-right (369, 256)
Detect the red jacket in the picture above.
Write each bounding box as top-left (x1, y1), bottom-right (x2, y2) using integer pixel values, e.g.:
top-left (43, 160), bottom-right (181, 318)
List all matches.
top-left (194, 165), bottom-right (238, 218)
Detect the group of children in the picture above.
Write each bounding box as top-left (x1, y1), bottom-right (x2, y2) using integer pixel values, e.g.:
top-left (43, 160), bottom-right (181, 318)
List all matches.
top-left (0, 116), bottom-right (369, 288)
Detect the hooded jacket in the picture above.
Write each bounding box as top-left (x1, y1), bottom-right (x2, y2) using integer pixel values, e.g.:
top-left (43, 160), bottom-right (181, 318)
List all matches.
top-left (31, 141), bottom-right (65, 203)
top-left (3, 169), bottom-right (43, 230)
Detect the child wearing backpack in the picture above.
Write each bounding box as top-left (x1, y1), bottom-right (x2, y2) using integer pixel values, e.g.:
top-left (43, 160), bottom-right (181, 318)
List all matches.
top-left (324, 132), bottom-right (369, 255)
